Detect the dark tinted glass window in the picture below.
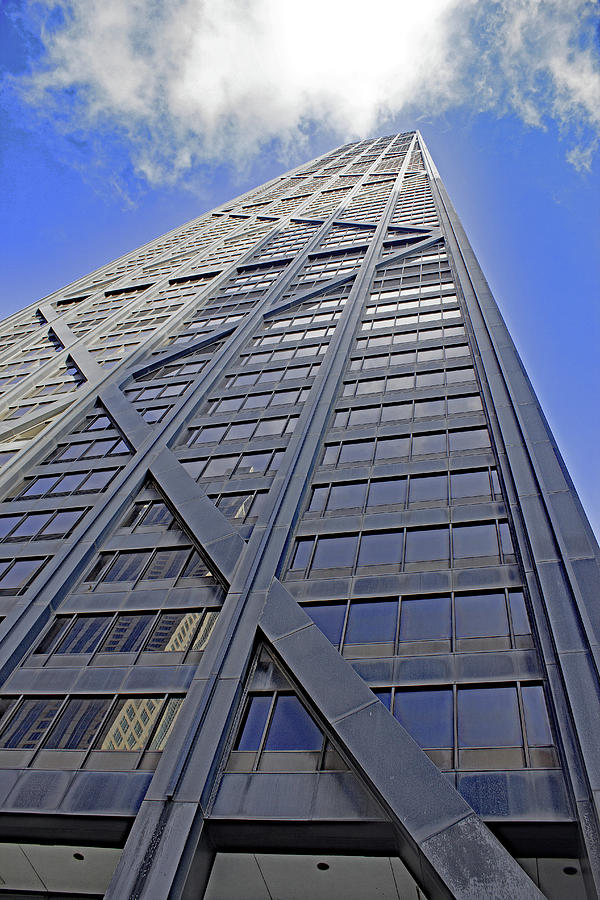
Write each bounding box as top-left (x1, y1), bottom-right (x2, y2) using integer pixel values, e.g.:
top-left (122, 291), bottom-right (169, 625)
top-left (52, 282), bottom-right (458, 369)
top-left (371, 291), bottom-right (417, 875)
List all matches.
top-left (0, 698), bottom-right (62, 749)
top-left (44, 698), bottom-right (111, 750)
top-left (146, 611), bottom-right (202, 652)
top-left (367, 478), bottom-right (407, 508)
top-left (304, 603), bottom-right (345, 646)
top-left (100, 614), bottom-right (154, 653)
top-left (264, 696), bottom-right (322, 751)
top-left (357, 532), bottom-right (402, 567)
top-left (409, 475), bottom-right (447, 503)
top-left (522, 686), bottom-right (553, 746)
top-left (103, 551), bottom-right (149, 583)
top-left (291, 538), bottom-right (313, 570)
top-left (458, 687), bottom-right (521, 747)
top-left (399, 596), bottom-right (451, 641)
top-left (312, 535), bottom-right (358, 569)
top-left (57, 616), bottom-right (111, 654)
top-left (450, 470), bottom-right (491, 499)
top-left (40, 510), bottom-right (83, 537)
top-left (375, 437), bottom-right (409, 460)
top-left (394, 690), bottom-right (453, 749)
top-left (455, 593), bottom-right (509, 638)
top-left (412, 432), bottom-right (446, 455)
top-left (509, 592), bottom-right (531, 635)
top-left (143, 548), bottom-right (189, 580)
top-left (328, 482), bottom-right (367, 510)
top-left (236, 694), bottom-right (272, 750)
top-left (452, 523), bottom-right (498, 559)
top-left (11, 513), bottom-right (52, 538)
top-left (34, 618), bottom-right (71, 655)
top-left (449, 429), bottom-right (490, 451)
top-left (405, 528), bottom-right (449, 563)
top-left (340, 441), bottom-right (373, 464)
top-left (345, 600), bottom-right (397, 644)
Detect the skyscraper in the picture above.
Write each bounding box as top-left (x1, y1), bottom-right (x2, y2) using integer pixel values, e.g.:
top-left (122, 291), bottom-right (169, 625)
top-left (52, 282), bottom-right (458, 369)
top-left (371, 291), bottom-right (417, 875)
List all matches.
top-left (0, 130), bottom-right (597, 899)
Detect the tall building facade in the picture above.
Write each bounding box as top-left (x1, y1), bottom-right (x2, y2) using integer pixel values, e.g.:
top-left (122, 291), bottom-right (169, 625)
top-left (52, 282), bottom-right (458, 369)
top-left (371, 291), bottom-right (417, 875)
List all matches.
top-left (0, 131), bottom-right (597, 899)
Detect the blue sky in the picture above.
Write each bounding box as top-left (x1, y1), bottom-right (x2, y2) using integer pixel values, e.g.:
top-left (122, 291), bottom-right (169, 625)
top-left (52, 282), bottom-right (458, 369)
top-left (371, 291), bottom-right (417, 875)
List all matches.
top-left (1, 0), bottom-right (599, 538)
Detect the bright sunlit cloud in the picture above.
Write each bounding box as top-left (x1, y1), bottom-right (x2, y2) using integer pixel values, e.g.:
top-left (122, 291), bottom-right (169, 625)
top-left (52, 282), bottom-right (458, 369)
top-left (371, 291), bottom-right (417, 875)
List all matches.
top-left (16, 0), bottom-right (600, 184)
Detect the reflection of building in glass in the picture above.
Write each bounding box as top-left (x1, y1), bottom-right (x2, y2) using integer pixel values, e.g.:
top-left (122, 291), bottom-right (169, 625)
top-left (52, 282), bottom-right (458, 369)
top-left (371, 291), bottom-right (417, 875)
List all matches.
top-left (0, 132), bottom-right (597, 899)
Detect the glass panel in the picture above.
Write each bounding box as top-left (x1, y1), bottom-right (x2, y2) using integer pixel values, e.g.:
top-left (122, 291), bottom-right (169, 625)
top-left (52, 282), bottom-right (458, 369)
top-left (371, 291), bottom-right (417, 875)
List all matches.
top-left (375, 437), bottom-right (409, 460)
top-left (179, 551), bottom-right (211, 579)
top-left (450, 470), bottom-right (491, 499)
top-left (203, 456), bottom-right (237, 476)
top-left (458, 687), bottom-right (521, 747)
top-left (103, 551), bottom-right (150, 583)
top-left (237, 453), bottom-right (269, 474)
top-left (455, 593), bottom-right (509, 638)
top-left (339, 441), bottom-right (373, 463)
top-left (22, 476), bottom-right (60, 498)
top-left (327, 482), bottom-right (367, 510)
top-left (191, 611), bottom-right (219, 650)
top-left (522, 685), bottom-right (553, 746)
top-left (412, 432), bottom-right (446, 455)
top-left (509, 591), bottom-right (531, 635)
top-left (399, 596), bottom-right (451, 641)
top-left (349, 406), bottom-right (379, 425)
top-left (11, 513), bottom-right (53, 538)
top-left (394, 690), bottom-right (453, 749)
top-left (303, 603), bottom-right (345, 646)
top-left (39, 510), bottom-right (83, 537)
top-left (34, 618), bottom-right (71, 654)
top-left (452, 523), bottom-right (498, 559)
top-left (409, 475), bottom-right (447, 503)
top-left (96, 697), bottom-right (164, 751)
top-left (99, 614), bottom-right (154, 652)
top-left (308, 487), bottom-right (328, 512)
top-left (44, 698), bottom-right (111, 750)
top-left (235, 695), bottom-right (272, 751)
top-left (227, 422), bottom-right (255, 440)
top-left (143, 548), bottom-right (189, 580)
top-left (345, 600), bottom-right (397, 644)
top-left (195, 426), bottom-right (228, 444)
top-left (148, 697), bottom-right (184, 751)
top-left (367, 478), bottom-right (407, 508)
top-left (449, 429), bottom-right (490, 451)
top-left (291, 539), bottom-right (313, 570)
top-left (0, 516), bottom-right (20, 538)
top-left (255, 418), bottom-right (286, 436)
top-left (404, 528), bottom-right (449, 563)
top-left (79, 470), bottom-right (114, 491)
top-left (264, 695), bottom-right (322, 750)
top-left (357, 532), bottom-right (403, 566)
top-left (146, 612), bottom-right (202, 652)
top-left (141, 502), bottom-right (173, 526)
top-left (0, 698), bottom-right (62, 749)
top-left (0, 558), bottom-right (45, 591)
top-left (312, 535), bottom-right (358, 569)
top-left (57, 615), bottom-right (112, 654)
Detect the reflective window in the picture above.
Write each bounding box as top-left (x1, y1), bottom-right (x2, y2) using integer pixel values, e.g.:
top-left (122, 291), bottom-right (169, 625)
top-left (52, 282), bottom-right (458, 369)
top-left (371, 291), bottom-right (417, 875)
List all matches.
top-left (264, 695), bottom-right (322, 751)
top-left (399, 596), bottom-right (451, 641)
top-left (394, 690), bottom-right (453, 749)
top-left (345, 600), bottom-right (397, 644)
top-left (44, 698), bottom-right (111, 750)
top-left (458, 687), bottom-right (522, 748)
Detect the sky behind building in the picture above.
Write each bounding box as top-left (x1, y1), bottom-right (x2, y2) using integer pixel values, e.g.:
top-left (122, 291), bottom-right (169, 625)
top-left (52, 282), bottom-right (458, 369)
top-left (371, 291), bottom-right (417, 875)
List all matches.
top-left (1, 0), bottom-right (599, 536)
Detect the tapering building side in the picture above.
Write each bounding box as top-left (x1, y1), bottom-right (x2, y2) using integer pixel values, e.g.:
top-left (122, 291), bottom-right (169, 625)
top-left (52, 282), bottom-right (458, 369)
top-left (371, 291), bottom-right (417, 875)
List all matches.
top-left (0, 131), bottom-right (597, 899)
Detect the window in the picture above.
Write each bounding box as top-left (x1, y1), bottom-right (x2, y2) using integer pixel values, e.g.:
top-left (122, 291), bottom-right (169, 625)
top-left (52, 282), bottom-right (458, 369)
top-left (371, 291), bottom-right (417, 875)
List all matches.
top-left (44, 698), bottom-right (111, 750)
top-left (394, 689), bottom-right (453, 749)
top-left (0, 557), bottom-right (47, 595)
top-left (312, 535), bottom-right (358, 569)
top-left (404, 528), bottom-right (449, 565)
top-left (81, 547), bottom-right (214, 591)
top-left (357, 532), bottom-right (403, 567)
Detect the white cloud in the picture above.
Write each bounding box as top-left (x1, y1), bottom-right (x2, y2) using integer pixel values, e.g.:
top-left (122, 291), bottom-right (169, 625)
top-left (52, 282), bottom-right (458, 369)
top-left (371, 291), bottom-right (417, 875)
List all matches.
top-left (20, 0), bottom-right (600, 183)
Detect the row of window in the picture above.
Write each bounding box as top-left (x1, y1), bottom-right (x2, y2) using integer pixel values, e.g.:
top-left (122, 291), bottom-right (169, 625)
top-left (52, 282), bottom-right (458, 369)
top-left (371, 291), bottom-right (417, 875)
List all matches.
top-left (124, 381), bottom-right (190, 403)
top-left (289, 520), bottom-right (514, 576)
top-left (15, 468), bottom-right (118, 500)
top-left (0, 557), bottom-right (48, 596)
top-left (0, 509), bottom-right (87, 543)
top-left (33, 607), bottom-right (218, 660)
top-left (263, 309), bottom-right (343, 330)
top-left (186, 414), bottom-right (300, 448)
top-left (332, 394), bottom-right (483, 428)
top-left (348, 342), bottom-right (470, 371)
top-left (180, 447), bottom-right (285, 480)
top-left (82, 546), bottom-right (214, 590)
top-left (239, 343), bottom-right (328, 367)
top-left (359, 308), bottom-right (461, 333)
top-left (224, 361), bottom-right (321, 389)
top-left (306, 468), bottom-right (500, 516)
top-left (321, 427), bottom-right (491, 468)
top-left (207, 385), bottom-right (310, 416)
top-left (233, 683), bottom-right (554, 772)
top-left (0, 693), bottom-right (183, 756)
top-left (302, 589), bottom-right (531, 655)
top-left (50, 436), bottom-right (130, 463)
top-left (252, 326), bottom-right (337, 347)
top-left (341, 367), bottom-right (476, 398)
top-left (356, 323), bottom-right (465, 350)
